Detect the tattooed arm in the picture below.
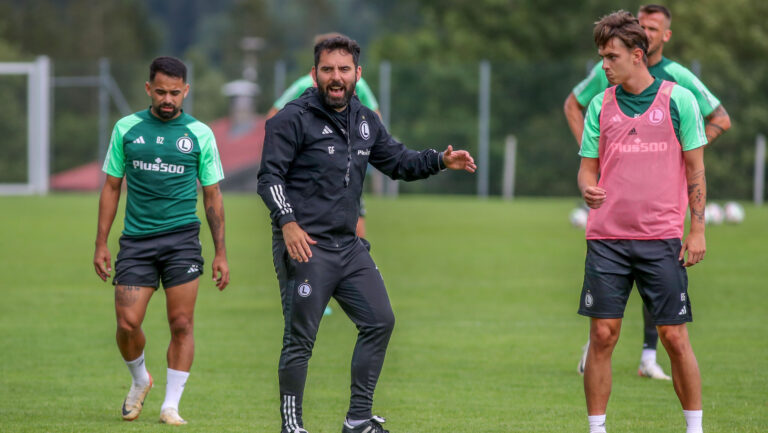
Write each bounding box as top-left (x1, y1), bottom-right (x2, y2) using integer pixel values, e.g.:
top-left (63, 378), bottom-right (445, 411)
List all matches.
top-left (704, 105), bottom-right (731, 145)
top-left (680, 147), bottom-right (707, 267)
top-left (203, 183), bottom-right (229, 290)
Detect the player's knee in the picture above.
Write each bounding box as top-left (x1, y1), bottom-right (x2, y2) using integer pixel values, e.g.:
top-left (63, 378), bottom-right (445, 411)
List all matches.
top-left (381, 313), bottom-right (395, 334)
top-left (591, 324), bottom-right (619, 349)
top-left (115, 313), bottom-right (142, 334)
top-left (373, 312), bottom-right (395, 336)
top-left (168, 314), bottom-right (194, 337)
top-left (658, 326), bottom-right (690, 355)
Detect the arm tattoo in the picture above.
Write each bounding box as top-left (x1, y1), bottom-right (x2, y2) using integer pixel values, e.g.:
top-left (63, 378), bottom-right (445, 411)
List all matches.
top-left (687, 169), bottom-right (706, 224)
top-left (206, 202), bottom-right (226, 252)
top-left (705, 105), bottom-right (728, 143)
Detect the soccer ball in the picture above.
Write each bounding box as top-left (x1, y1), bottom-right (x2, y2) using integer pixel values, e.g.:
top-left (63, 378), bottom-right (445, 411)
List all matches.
top-left (705, 203), bottom-right (724, 225)
top-left (569, 207), bottom-right (588, 229)
top-left (724, 201), bottom-right (745, 224)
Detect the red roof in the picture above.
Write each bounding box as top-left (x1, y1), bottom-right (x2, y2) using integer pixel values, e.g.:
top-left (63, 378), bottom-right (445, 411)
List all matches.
top-left (50, 115), bottom-right (265, 191)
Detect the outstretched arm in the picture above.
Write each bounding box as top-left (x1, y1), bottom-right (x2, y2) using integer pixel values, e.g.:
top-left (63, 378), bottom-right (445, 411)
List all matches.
top-left (680, 147), bottom-right (706, 267)
top-left (94, 175), bottom-right (123, 281)
top-left (564, 93), bottom-right (586, 146)
top-left (203, 183), bottom-right (229, 290)
top-left (704, 105), bottom-right (731, 144)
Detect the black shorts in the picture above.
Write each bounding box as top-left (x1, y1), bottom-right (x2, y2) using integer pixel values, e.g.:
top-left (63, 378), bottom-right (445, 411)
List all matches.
top-left (114, 223), bottom-right (204, 290)
top-left (578, 239), bottom-right (692, 325)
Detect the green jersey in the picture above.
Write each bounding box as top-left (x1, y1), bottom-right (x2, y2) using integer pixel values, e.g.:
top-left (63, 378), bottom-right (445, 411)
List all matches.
top-left (580, 79), bottom-right (707, 157)
top-left (103, 109), bottom-right (224, 237)
top-left (573, 57), bottom-right (721, 117)
top-left (272, 74), bottom-right (379, 111)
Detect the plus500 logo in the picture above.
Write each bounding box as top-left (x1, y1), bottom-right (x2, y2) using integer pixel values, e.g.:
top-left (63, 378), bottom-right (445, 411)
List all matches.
top-left (132, 160), bottom-right (185, 173)
top-left (611, 141), bottom-right (669, 153)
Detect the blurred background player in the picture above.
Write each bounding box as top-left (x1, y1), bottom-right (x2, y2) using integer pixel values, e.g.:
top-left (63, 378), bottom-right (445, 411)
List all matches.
top-left (564, 3), bottom-right (730, 380)
top-left (93, 56), bottom-right (229, 425)
top-left (577, 11), bottom-right (707, 432)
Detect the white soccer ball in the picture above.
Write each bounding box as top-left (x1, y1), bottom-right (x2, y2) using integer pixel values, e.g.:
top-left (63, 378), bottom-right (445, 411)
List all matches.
top-left (705, 203), bottom-right (724, 225)
top-left (569, 207), bottom-right (588, 229)
top-left (724, 201), bottom-right (745, 224)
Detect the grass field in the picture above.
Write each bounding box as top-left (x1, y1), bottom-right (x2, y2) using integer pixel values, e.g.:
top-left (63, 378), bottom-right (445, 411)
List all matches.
top-left (0, 194), bottom-right (766, 433)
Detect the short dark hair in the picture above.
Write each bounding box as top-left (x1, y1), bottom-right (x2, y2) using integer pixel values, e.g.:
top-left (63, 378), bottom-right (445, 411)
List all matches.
top-left (313, 35), bottom-right (360, 68)
top-left (639, 4), bottom-right (672, 22)
top-left (313, 32), bottom-right (344, 46)
top-left (593, 10), bottom-right (649, 63)
top-left (149, 56), bottom-right (187, 82)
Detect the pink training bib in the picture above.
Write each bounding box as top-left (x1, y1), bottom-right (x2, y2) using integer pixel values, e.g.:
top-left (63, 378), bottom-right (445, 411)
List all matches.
top-left (586, 80), bottom-right (688, 240)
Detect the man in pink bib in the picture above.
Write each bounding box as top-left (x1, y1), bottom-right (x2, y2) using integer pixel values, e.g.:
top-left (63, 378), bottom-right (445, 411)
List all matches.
top-left (577, 11), bottom-right (707, 433)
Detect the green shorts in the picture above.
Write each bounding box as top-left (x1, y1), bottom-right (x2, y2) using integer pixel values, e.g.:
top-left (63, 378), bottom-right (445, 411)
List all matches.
top-left (114, 223), bottom-right (204, 289)
top-left (578, 239), bottom-right (692, 325)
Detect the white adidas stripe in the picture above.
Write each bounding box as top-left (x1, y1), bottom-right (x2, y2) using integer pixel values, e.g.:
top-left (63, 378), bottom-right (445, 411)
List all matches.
top-left (276, 185), bottom-right (292, 211)
top-left (283, 395), bottom-right (299, 430)
top-left (269, 185), bottom-right (293, 216)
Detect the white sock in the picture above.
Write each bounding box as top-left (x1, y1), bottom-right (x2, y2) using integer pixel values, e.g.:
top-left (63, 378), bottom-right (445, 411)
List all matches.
top-left (161, 368), bottom-right (190, 411)
top-left (683, 410), bottom-right (703, 433)
top-left (641, 349), bottom-right (657, 365)
top-left (588, 414), bottom-right (607, 433)
top-left (346, 418), bottom-right (368, 427)
top-left (124, 352), bottom-right (150, 387)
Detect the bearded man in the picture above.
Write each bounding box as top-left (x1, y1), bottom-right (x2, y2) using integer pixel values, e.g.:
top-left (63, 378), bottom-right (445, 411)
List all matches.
top-left (257, 35), bottom-right (476, 433)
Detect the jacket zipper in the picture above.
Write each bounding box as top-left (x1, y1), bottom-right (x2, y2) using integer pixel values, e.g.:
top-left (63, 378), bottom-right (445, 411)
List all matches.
top-left (308, 103), bottom-right (353, 188)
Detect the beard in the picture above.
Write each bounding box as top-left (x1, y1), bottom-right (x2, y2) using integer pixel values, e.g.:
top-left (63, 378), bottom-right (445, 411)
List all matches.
top-left (317, 79), bottom-right (356, 110)
top-left (153, 102), bottom-right (180, 120)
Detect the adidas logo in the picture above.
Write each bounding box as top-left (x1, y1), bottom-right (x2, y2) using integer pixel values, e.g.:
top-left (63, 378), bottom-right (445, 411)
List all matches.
top-left (610, 114), bottom-right (622, 123)
top-left (131, 136), bottom-right (146, 144)
top-left (187, 265), bottom-right (199, 274)
top-left (628, 128), bottom-right (637, 135)
top-left (678, 305), bottom-right (687, 315)
top-left (322, 125), bottom-right (333, 135)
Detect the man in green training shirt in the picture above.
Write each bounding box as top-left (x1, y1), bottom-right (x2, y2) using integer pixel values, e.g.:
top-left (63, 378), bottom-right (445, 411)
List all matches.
top-left (93, 56), bottom-right (229, 426)
top-left (564, 4), bottom-right (730, 380)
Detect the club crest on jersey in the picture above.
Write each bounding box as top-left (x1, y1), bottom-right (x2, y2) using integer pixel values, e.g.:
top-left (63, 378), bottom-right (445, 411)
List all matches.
top-left (584, 292), bottom-right (594, 308)
top-left (648, 108), bottom-right (665, 125)
top-left (176, 136), bottom-right (193, 153)
top-left (297, 282), bottom-right (312, 297)
top-left (359, 120), bottom-right (370, 140)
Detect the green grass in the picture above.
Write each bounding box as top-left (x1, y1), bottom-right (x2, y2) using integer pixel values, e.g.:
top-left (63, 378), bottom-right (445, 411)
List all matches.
top-left (0, 194), bottom-right (766, 432)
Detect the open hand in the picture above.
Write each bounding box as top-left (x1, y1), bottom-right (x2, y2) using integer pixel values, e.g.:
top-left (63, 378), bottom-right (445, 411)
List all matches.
top-left (443, 145), bottom-right (477, 173)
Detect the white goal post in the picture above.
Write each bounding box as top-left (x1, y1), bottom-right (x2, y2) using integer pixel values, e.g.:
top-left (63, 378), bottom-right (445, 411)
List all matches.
top-left (0, 56), bottom-right (50, 195)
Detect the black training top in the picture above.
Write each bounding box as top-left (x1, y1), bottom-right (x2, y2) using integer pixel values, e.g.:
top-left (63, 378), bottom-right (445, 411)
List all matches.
top-left (257, 87), bottom-right (444, 248)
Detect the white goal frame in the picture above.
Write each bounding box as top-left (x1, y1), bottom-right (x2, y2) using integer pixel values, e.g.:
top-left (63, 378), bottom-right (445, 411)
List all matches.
top-left (0, 56), bottom-right (50, 195)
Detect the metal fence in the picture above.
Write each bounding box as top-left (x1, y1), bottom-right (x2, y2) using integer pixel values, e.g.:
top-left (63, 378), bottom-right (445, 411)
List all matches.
top-left (0, 57), bottom-right (764, 201)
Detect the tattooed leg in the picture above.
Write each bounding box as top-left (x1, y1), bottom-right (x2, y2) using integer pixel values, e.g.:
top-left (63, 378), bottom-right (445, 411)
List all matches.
top-left (115, 285), bottom-right (154, 361)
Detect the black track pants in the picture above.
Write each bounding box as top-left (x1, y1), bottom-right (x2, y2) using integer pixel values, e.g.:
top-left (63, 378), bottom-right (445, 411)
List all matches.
top-left (272, 238), bottom-right (395, 430)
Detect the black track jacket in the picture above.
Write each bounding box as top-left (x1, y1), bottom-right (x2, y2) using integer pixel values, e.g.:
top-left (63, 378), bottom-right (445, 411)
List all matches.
top-left (257, 87), bottom-right (445, 248)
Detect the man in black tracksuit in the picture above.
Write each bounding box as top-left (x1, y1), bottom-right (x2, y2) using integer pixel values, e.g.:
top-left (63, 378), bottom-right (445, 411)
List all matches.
top-left (257, 35), bottom-right (476, 433)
